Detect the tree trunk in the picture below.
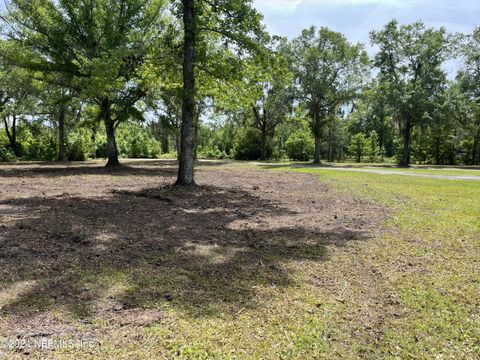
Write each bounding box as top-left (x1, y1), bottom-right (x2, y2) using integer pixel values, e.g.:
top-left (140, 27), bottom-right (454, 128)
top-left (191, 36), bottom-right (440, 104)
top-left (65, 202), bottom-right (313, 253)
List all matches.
top-left (472, 128), bottom-right (480, 165)
top-left (399, 121), bottom-right (412, 167)
top-left (434, 135), bottom-right (441, 166)
top-left (161, 134), bottom-right (170, 154)
top-left (380, 121), bottom-right (385, 162)
top-left (176, 0), bottom-right (196, 186)
top-left (4, 115), bottom-right (20, 157)
top-left (194, 108), bottom-right (201, 161)
top-left (313, 112), bottom-right (321, 164)
top-left (175, 133), bottom-right (181, 160)
top-left (102, 98), bottom-right (120, 167)
top-left (11, 115), bottom-right (16, 155)
top-left (57, 107), bottom-right (66, 161)
top-left (3, 117), bottom-right (13, 149)
top-left (91, 124), bottom-right (98, 159)
top-left (260, 126), bottom-right (267, 161)
top-left (327, 126), bottom-right (334, 162)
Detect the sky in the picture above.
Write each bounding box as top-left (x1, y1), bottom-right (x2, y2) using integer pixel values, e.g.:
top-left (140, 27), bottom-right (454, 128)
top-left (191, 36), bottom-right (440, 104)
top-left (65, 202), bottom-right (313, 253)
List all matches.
top-left (252, 0), bottom-right (480, 44)
top-left (252, 0), bottom-right (480, 75)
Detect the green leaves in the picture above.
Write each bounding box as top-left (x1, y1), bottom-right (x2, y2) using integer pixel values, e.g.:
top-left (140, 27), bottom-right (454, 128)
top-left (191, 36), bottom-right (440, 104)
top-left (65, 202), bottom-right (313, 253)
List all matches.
top-left (371, 20), bottom-right (450, 125)
top-left (2, 0), bottom-right (169, 119)
top-left (291, 26), bottom-right (369, 116)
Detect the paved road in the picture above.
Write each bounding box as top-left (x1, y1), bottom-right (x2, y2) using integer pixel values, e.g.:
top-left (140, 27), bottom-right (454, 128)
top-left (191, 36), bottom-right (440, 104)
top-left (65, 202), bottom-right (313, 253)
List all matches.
top-left (249, 162), bottom-right (480, 181)
top-left (291, 166), bottom-right (480, 181)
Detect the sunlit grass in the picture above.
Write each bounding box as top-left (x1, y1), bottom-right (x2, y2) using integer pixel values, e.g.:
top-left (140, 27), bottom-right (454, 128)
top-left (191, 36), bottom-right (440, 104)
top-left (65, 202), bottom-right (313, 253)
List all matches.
top-left (279, 167), bottom-right (480, 358)
top-left (84, 167), bottom-right (479, 359)
top-left (2, 162), bottom-right (479, 359)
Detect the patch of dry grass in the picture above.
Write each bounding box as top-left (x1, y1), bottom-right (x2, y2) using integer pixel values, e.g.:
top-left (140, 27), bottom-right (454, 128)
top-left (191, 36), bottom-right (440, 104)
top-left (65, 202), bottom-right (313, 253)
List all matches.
top-left (1, 161), bottom-right (477, 358)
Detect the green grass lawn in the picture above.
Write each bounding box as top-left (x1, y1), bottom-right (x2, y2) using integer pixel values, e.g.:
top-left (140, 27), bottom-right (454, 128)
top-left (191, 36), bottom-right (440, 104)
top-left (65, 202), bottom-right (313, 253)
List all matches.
top-left (239, 160), bottom-right (480, 177)
top-left (274, 166), bottom-right (480, 359)
top-left (360, 167), bottom-right (480, 176)
top-left (89, 165), bottom-right (478, 359)
top-left (1, 163), bottom-right (479, 359)
top-left (88, 166), bottom-right (479, 359)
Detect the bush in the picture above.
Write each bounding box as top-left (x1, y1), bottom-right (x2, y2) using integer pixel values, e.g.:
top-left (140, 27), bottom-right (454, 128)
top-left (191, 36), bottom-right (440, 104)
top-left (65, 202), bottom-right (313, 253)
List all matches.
top-left (20, 123), bottom-right (57, 160)
top-left (67, 139), bottom-right (86, 161)
top-left (0, 145), bottom-right (15, 162)
top-left (23, 135), bottom-right (56, 161)
top-left (233, 128), bottom-right (272, 160)
top-left (285, 131), bottom-right (314, 161)
top-left (94, 134), bottom-right (108, 158)
top-left (116, 123), bottom-right (161, 159)
top-left (202, 147), bottom-right (229, 160)
top-left (67, 128), bottom-right (96, 161)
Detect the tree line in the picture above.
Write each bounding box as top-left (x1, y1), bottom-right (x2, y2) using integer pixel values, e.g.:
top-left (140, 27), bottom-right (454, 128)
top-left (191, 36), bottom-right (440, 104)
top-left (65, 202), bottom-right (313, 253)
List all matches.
top-left (0, 1), bottom-right (479, 185)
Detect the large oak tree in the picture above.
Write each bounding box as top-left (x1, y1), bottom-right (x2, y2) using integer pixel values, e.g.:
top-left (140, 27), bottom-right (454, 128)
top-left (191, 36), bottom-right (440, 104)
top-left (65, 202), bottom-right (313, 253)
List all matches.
top-left (1, 0), bottom-right (168, 167)
top-left (290, 27), bottom-right (369, 164)
top-left (175, 0), bottom-right (267, 185)
top-left (371, 20), bottom-right (450, 167)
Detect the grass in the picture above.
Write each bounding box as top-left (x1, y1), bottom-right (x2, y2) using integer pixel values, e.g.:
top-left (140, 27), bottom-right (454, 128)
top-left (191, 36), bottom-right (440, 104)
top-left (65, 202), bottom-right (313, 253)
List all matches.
top-left (1, 162), bottom-right (479, 359)
top-left (359, 167), bottom-right (480, 176)
top-left (84, 166), bottom-right (479, 358)
top-left (274, 166), bottom-right (480, 359)
top-left (236, 160), bottom-right (480, 177)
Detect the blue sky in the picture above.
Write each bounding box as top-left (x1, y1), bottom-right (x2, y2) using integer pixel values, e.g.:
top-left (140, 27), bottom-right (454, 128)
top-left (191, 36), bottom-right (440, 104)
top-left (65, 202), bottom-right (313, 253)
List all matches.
top-left (253, 0), bottom-right (480, 44)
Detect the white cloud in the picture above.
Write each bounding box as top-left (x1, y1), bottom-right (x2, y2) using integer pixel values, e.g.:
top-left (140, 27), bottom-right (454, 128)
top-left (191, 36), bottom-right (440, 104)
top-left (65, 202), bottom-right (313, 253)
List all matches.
top-left (280, 0), bottom-right (305, 19)
top-left (253, 0), bottom-right (480, 76)
top-left (254, 0), bottom-right (480, 40)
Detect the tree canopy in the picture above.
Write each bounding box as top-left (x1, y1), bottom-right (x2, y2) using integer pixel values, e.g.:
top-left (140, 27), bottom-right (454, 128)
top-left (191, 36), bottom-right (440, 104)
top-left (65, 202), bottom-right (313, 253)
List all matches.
top-left (0, 2), bottom-right (478, 170)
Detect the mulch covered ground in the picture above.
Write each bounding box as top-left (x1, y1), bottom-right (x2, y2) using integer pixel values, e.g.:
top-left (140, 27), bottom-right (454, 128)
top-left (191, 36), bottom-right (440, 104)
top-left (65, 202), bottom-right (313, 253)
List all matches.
top-left (0, 161), bottom-right (388, 358)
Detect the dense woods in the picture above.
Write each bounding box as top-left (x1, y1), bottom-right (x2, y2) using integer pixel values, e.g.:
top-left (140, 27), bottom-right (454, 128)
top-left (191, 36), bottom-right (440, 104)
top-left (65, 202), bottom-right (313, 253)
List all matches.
top-left (0, 0), bottom-right (479, 182)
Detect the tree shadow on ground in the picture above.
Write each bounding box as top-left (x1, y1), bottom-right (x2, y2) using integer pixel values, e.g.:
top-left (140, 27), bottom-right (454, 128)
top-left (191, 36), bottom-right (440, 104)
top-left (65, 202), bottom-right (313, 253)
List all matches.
top-left (0, 164), bottom-right (177, 179)
top-left (0, 183), bottom-right (371, 323)
top-left (0, 160), bottom-right (233, 179)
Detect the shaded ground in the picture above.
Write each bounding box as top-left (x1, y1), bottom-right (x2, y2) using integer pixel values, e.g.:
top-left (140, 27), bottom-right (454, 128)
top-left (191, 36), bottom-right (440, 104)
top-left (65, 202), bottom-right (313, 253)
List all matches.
top-left (0, 162), bottom-right (389, 358)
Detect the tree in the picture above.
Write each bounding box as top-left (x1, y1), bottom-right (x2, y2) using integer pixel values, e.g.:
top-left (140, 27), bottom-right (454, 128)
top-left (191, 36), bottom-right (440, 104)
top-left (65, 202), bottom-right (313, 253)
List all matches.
top-left (371, 20), bottom-right (450, 167)
top-left (356, 81), bottom-right (395, 161)
top-left (367, 130), bottom-right (380, 162)
top-left (175, 0), bottom-right (267, 185)
top-left (233, 127), bottom-right (271, 160)
top-left (0, 65), bottom-right (38, 157)
top-left (1, 0), bottom-right (167, 167)
top-left (285, 130), bottom-right (314, 161)
top-left (37, 85), bottom-right (79, 161)
top-left (349, 133), bottom-right (367, 163)
top-left (176, 0), bottom-right (196, 184)
top-left (458, 26), bottom-right (480, 165)
top-left (247, 40), bottom-right (293, 160)
top-left (290, 27), bottom-right (369, 164)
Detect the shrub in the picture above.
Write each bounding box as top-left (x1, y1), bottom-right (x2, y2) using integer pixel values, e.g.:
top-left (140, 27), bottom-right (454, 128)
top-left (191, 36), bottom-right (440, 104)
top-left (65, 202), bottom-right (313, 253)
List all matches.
top-left (116, 123), bottom-right (161, 159)
top-left (19, 123), bottom-right (56, 160)
top-left (67, 139), bottom-right (86, 161)
top-left (285, 131), bottom-right (314, 161)
top-left (23, 135), bottom-right (56, 161)
top-left (67, 128), bottom-right (96, 161)
top-left (0, 145), bottom-right (15, 162)
top-left (233, 128), bottom-right (272, 160)
top-left (202, 147), bottom-right (229, 160)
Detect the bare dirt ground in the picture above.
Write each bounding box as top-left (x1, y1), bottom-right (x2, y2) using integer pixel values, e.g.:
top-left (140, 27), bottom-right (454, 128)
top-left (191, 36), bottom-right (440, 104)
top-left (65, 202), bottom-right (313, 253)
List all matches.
top-left (0, 161), bottom-right (390, 357)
